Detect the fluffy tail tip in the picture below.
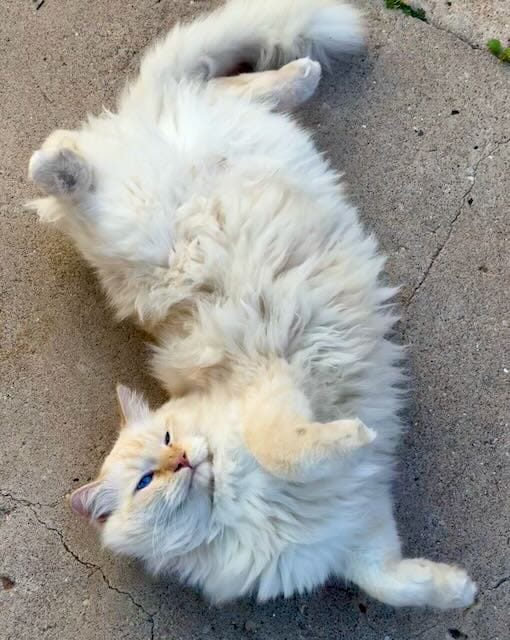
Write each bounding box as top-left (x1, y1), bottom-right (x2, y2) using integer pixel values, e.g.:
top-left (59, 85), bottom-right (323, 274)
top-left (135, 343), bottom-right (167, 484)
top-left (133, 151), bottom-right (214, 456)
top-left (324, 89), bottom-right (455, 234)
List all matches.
top-left (310, 3), bottom-right (366, 56)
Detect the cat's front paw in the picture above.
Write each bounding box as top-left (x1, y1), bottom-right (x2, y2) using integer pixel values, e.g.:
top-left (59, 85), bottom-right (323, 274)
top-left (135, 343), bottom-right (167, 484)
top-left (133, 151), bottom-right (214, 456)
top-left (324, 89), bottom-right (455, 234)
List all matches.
top-left (283, 57), bottom-right (321, 105)
top-left (328, 418), bottom-right (376, 453)
top-left (291, 57), bottom-right (322, 82)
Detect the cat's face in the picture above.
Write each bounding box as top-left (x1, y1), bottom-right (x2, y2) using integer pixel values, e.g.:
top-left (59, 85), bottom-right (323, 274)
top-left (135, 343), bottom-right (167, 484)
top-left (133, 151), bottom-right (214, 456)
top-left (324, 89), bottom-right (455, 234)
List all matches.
top-left (70, 386), bottom-right (213, 570)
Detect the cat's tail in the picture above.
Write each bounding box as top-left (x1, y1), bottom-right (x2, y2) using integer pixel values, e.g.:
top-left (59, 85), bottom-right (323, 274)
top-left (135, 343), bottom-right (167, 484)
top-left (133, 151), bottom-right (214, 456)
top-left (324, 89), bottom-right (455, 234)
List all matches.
top-left (121, 0), bottom-right (363, 108)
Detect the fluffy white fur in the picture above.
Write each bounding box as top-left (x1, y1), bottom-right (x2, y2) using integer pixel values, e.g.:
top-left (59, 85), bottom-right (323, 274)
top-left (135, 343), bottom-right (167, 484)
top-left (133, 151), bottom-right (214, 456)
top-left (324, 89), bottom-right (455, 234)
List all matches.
top-left (29, 0), bottom-right (476, 608)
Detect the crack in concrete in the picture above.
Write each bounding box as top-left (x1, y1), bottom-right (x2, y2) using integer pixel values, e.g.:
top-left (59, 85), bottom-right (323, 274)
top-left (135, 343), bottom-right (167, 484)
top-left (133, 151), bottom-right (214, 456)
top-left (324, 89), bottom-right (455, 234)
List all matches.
top-left (0, 489), bottom-right (59, 509)
top-left (424, 19), bottom-right (479, 52)
top-left (405, 137), bottom-right (510, 309)
top-left (27, 69), bottom-right (54, 105)
top-left (381, 2), bottom-right (482, 52)
top-left (491, 575), bottom-right (510, 590)
top-left (1, 490), bottom-right (156, 640)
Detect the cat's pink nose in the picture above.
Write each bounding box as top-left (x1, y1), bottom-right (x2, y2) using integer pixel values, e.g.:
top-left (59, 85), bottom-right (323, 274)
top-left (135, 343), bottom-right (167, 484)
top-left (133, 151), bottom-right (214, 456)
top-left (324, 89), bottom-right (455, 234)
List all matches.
top-left (173, 451), bottom-right (191, 473)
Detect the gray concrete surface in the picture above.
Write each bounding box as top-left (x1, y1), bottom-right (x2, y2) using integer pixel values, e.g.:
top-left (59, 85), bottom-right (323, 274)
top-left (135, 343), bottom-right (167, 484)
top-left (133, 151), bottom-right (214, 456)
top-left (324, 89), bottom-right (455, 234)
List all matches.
top-left (1, 1), bottom-right (509, 639)
top-left (420, 0), bottom-right (509, 49)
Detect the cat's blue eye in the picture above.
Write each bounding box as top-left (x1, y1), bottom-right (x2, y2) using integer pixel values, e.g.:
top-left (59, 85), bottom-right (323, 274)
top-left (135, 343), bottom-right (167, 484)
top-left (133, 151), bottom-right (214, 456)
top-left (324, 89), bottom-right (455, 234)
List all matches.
top-left (135, 472), bottom-right (154, 492)
top-left (165, 431), bottom-right (171, 446)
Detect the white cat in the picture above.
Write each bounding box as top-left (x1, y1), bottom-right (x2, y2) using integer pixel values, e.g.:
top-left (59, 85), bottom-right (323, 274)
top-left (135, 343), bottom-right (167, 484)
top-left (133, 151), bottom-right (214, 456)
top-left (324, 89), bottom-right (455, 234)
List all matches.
top-left (28, 0), bottom-right (476, 608)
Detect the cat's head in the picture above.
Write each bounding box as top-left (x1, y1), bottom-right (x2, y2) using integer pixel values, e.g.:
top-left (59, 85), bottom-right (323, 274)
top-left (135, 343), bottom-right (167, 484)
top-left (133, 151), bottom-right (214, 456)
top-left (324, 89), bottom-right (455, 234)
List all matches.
top-left (70, 385), bottom-right (213, 571)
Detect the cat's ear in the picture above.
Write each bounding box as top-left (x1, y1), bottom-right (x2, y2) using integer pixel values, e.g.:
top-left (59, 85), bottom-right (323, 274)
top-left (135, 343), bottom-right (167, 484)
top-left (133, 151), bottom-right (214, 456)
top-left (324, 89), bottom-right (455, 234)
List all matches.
top-left (116, 384), bottom-right (150, 426)
top-left (29, 146), bottom-right (92, 197)
top-left (69, 480), bottom-right (113, 523)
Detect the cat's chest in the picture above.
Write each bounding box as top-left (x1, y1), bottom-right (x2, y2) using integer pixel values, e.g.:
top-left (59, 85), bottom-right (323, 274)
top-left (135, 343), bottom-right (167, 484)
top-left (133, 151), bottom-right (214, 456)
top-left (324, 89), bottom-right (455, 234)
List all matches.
top-left (195, 448), bottom-right (352, 601)
top-left (207, 438), bottom-right (285, 533)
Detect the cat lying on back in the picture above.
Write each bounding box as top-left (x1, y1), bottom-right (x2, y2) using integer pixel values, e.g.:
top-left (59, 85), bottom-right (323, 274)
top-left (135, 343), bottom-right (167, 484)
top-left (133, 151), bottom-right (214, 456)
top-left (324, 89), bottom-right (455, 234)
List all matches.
top-left (28, 0), bottom-right (476, 607)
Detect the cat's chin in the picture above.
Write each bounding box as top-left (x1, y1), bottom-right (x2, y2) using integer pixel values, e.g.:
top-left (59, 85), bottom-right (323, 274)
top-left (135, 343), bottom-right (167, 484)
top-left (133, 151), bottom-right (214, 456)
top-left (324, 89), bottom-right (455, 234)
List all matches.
top-left (183, 435), bottom-right (213, 494)
top-left (191, 459), bottom-right (214, 494)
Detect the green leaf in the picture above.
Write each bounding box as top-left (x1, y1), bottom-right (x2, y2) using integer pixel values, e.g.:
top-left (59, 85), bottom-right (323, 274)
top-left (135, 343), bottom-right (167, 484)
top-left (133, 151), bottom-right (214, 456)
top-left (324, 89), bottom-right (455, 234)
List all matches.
top-left (384, 0), bottom-right (427, 22)
top-left (487, 39), bottom-right (510, 63)
top-left (487, 39), bottom-right (503, 57)
top-left (500, 47), bottom-right (510, 63)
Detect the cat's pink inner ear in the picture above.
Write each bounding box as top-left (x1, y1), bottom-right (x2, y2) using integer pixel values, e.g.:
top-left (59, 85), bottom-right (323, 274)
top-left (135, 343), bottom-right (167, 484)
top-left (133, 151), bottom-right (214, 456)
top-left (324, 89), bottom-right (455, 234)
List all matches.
top-left (69, 481), bottom-right (101, 519)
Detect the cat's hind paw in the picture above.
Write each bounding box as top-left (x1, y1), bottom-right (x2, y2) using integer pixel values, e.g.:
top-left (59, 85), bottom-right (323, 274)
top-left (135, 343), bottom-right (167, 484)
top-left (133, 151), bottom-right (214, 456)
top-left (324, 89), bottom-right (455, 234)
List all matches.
top-left (431, 564), bottom-right (477, 609)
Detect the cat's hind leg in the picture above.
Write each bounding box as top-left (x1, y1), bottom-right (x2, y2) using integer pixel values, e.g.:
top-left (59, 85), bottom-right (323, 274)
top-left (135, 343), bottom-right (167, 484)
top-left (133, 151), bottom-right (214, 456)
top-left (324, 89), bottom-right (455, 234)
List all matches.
top-left (28, 132), bottom-right (208, 330)
top-left (28, 130), bottom-right (91, 199)
top-left (211, 58), bottom-right (322, 110)
top-left (343, 502), bottom-right (477, 609)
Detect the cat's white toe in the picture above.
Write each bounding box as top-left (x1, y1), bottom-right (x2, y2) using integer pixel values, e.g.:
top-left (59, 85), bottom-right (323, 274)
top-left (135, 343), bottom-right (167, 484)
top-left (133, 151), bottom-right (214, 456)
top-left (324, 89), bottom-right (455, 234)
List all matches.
top-left (285, 58), bottom-right (322, 105)
top-left (435, 566), bottom-right (477, 609)
top-left (305, 59), bottom-right (321, 80)
top-left (449, 571), bottom-right (477, 609)
top-left (291, 57), bottom-right (321, 80)
top-left (354, 420), bottom-right (377, 445)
